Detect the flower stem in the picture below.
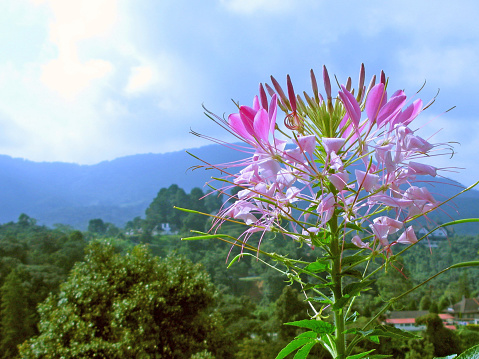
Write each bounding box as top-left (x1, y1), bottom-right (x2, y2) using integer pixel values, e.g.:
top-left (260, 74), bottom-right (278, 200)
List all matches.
top-left (330, 230), bottom-right (345, 358)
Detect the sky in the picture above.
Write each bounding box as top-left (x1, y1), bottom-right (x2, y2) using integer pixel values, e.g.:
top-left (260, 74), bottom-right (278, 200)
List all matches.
top-left (1, 0), bottom-right (479, 186)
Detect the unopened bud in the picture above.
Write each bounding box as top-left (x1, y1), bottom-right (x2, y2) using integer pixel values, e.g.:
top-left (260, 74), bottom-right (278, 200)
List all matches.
top-left (323, 65), bottom-right (332, 101)
top-left (259, 83), bottom-right (268, 111)
top-left (346, 77), bottom-right (352, 92)
top-left (380, 70), bottom-right (386, 85)
top-left (287, 75), bottom-right (297, 112)
top-left (264, 83), bottom-right (276, 97)
top-left (310, 69), bottom-right (320, 104)
top-left (357, 63), bottom-right (365, 102)
top-left (270, 75), bottom-right (291, 111)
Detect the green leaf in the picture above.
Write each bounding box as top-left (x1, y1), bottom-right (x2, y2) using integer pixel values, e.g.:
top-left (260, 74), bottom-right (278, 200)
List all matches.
top-left (304, 260), bottom-right (330, 273)
top-left (346, 350), bottom-right (375, 359)
top-left (364, 325), bottom-right (420, 340)
top-left (343, 280), bottom-right (375, 297)
top-left (295, 331), bottom-right (318, 339)
top-left (455, 342), bottom-right (479, 358)
top-left (449, 261), bottom-right (479, 269)
top-left (345, 222), bottom-right (364, 232)
top-left (365, 355), bottom-right (392, 359)
top-left (433, 355), bottom-right (457, 359)
top-left (285, 319), bottom-right (335, 334)
top-left (293, 342), bottom-right (317, 359)
top-left (342, 254), bottom-right (369, 266)
top-left (306, 297), bottom-right (333, 305)
top-left (275, 338), bottom-right (315, 359)
top-left (332, 294), bottom-right (351, 311)
top-left (341, 269), bottom-right (363, 279)
top-left (227, 253), bottom-right (244, 268)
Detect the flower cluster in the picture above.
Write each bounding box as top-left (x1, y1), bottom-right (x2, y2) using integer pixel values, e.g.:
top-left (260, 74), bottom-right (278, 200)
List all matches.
top-left (202, 64), bottom-right (447, 254)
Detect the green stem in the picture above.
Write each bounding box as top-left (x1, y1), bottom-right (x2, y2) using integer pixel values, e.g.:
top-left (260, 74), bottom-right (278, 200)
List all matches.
top-left (330, 228), bottom-right (345, 358)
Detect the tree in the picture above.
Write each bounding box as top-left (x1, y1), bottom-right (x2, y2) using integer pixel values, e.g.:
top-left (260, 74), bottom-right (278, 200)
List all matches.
top-left (0, 269), bottom-right (33, 358)
top-left (19, 242), bottom-right (230, 359)
top-left (416, 313), bottom-right (461, 357)
top-left (87, 218), bottom-right (107, 235)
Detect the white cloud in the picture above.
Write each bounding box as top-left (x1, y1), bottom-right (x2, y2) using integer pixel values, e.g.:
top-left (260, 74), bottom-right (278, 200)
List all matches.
top-left (125, 65), bottom-right (155, 94)
top-left (34, 0), bottom-right (118, 100)
top-left (220, 0), bottom-right (296, 14)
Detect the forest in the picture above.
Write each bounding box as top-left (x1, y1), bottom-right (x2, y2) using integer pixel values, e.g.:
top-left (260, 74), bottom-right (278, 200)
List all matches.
top-left (0, 184), bottom-right (478, 358)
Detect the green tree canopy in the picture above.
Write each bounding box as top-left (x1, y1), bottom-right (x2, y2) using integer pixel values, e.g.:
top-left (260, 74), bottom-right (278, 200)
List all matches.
top-left (19, 241), bottom-right (229, 359)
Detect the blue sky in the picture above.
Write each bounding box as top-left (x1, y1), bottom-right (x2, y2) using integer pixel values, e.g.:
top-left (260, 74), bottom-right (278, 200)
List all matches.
top-left (1, 0), bottom-right (478, 186)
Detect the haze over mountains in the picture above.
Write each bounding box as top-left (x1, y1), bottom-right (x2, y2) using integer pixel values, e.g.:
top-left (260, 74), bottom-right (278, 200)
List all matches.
top-left (0, 143), bottom-right (478, 232)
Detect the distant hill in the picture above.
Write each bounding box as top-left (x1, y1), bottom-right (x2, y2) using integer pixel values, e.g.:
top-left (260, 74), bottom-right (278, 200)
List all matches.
top-left (0, 143), bottom-right (478, 232)
top-left (0, 144), bottom-right (246, 229)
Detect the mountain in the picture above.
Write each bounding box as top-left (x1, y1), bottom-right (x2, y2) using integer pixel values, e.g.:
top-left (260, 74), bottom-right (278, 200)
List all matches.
top-left (0, 143), bottom-right (478, 232)
top-left (0, 144), bottom-right (246, 229)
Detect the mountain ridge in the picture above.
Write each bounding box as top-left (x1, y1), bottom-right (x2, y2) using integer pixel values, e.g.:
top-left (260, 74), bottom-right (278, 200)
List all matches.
top-left (0, 144), bottom-right (477, 231)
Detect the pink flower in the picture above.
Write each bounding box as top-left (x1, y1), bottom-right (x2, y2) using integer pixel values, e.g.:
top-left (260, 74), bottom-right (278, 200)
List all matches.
top-left (408, 161), bottom-right (437, 177)
top-left (228, 94), bottom-right (278, 146)
top-left (322, 138), bottom-right (346, 155)
top-left (352, 235), bottom-right (369, 249)
top-left (397, 226), bottom-right (418, 244)
top-left (355, 170), bottom-right (380, 193)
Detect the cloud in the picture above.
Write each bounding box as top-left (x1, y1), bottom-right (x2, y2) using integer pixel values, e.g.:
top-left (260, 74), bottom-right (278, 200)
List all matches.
top-left (125, 65), bottom-right (155, 94)
top-left (220, 0), bottom-right (296, 14)
top-left (34, 0), bottom-right (118, 100)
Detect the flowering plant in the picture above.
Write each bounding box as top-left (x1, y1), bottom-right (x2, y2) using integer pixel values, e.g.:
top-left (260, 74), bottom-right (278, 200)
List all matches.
top-left (179, 64), bottom-right (479, 358)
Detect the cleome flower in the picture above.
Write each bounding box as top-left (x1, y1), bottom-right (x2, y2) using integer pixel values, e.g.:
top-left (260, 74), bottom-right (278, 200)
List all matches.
top-left (193, 64), bottom-right (451, 253)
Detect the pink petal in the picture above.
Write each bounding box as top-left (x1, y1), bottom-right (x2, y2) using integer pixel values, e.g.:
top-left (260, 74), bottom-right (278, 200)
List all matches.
top-left (295, 135), bottom-right (316, 154)
top-left (329, 172), bottom-right (349, 191)
top-left (397, 226), bottom-right (418, 244)
top-left (377, 95), bottom-right (407, 127)
top-left (392, 99), bottom-right (422, 127)
top-left (322, 138), bottom-right (345, 154)
top-left (253, 108), bottom-right (270, 142)
top-left (355, 170), bottom-right (380, 192)
top-left (408, 161), bottom-right (437, 177)
top-left (352, 235), bottom-right (369, 249)
top-left (365, 83), bottom-right (387, 123)
top-left (268, 94), bottom-right (278, 134)
top-left (228, 113), bottom-right (254, 141)
top-left (339, 85), bottom-right (361, 128)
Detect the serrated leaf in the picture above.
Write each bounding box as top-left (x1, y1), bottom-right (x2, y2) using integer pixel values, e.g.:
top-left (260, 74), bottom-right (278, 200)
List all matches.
top-left (275, 338), bottom-right (315, 359)
top-left (346, 350), bottom-right (375, 359)
top-left (364, 325), bottom-right (420, 339)
top-left (333, 294), bottom-right (351, 311)
top-left (341, 269), bottom-right (363, 279)
top-left (455, 342), bottom-right (479, 358)
top-left (343, 280), bottom-right (375, 297)
top-left (294, 341), bottom-right (317, 359)
top-left (285, 319), bottom-right (335, 334)
top-left (295, 331), bottom-right (318, 339)
top-left (302, 282), bottom-right (334, 291)
top-left (304, 260), bottom-right (329, 273)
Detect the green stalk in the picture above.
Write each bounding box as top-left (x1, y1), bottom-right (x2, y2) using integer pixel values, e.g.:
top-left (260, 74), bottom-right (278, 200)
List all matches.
top-left (329, 214), bottom-right (345, 358)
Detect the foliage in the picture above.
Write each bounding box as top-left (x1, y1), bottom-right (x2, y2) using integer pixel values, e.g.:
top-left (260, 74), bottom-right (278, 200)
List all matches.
top-left (416, 313), bottom-right (462, 357)
top-left (19, 241), bottom-right (229, 359)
